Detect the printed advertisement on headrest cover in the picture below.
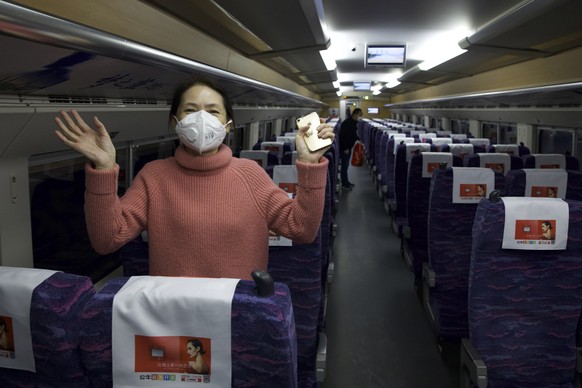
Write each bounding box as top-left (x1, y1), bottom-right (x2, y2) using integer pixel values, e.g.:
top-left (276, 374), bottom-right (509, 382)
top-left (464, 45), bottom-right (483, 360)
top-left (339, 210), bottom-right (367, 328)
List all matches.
top-left (502, 197), bottom-right (569, 250)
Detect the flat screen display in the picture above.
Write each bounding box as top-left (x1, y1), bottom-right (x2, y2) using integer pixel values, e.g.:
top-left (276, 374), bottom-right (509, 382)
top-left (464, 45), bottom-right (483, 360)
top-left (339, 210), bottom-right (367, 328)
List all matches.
top-left (367, 107), bottom-right (379, 114)
top-left (366, 44), bottom-right (406, 67)
top-left (353, 81), bottom-right (371, 91)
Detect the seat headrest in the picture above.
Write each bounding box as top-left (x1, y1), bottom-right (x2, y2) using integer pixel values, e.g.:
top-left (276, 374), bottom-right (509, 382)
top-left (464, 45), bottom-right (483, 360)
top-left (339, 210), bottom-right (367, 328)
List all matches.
top-left (501, 197), bottom-right (569, 250)
top-left (452, 167), bottom-right (495, 204)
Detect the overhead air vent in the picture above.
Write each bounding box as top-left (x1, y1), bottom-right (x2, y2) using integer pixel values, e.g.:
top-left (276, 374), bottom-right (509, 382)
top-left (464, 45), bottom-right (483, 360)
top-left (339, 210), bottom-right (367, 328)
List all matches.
top-left (48, 96), bottom-right (109, 104)
top-left (121, 98), bottom-right (159, 105)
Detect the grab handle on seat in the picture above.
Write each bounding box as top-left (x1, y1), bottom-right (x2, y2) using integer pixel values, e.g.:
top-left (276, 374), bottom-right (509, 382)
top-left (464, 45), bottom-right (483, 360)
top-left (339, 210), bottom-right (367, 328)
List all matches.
top-left (488, 190), bottom-right (501, 202)
top-left (251, 270), bottom-right (275, 297)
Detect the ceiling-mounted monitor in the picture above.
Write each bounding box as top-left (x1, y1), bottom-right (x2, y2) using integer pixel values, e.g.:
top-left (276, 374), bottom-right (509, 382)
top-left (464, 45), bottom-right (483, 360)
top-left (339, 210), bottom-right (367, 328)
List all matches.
top-left (353, 81), bottom-right (371, 91)
top-left (365, 44), bottom-right (406, 67)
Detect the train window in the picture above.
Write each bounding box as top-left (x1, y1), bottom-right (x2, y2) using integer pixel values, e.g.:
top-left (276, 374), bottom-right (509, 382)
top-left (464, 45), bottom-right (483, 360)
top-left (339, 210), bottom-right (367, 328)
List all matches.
top-left (451, 119), bottom-right (469, 134)
top-left (259, 122), bottom-right (268, 142)
top-left (499, 124), bottom-right (517, 144)
top-left (482, 122), bottom-right (516, 144)
top-left (28, 149), bottom-right (128, 282)
top-left (482, 123), bottom-right (498, 143)
top-left (538, 128), bottom-right (574, 155)
top-left (430, 117), bottom-right (442, 129)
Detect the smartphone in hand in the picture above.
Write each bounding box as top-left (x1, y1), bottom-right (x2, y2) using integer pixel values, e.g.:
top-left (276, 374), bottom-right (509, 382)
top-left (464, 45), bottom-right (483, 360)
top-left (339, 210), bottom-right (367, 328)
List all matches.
top-left (296, 112), bottom-right (332, 152)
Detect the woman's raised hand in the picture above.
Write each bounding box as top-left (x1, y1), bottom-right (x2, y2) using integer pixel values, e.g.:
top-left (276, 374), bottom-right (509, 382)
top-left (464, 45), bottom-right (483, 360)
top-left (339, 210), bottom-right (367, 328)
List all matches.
top-left (295, 119), bottom-right (335, 164)
top-left (54, 110), bottom-right (116, 170)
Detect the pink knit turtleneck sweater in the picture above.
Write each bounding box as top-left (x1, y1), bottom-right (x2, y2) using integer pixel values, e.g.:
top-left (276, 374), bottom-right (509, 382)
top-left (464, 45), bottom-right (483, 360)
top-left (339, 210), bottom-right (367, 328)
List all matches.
top-left (84, 144), bottom-right (328, 280)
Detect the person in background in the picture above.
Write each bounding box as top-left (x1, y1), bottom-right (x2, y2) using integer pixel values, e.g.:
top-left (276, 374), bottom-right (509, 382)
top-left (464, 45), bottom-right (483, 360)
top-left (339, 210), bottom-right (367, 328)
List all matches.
top-left (339, 108), bottom-right (362, 190)
top-left (53, 77), bottom-right (334, 280)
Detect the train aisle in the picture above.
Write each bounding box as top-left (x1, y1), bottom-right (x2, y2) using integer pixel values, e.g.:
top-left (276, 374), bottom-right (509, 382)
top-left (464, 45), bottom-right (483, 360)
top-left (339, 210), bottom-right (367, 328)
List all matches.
top-left (320, 163), bottom-right (458, 388)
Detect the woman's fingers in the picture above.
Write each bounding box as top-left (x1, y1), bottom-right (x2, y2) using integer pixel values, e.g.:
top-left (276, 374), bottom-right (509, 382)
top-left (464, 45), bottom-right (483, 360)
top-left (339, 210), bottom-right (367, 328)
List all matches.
top-left (70, 110), bottom-right (91, 133)
top-left (93, 116), bottom-right (107, 135)
top-left (316, 124), bottom-right (335, 139)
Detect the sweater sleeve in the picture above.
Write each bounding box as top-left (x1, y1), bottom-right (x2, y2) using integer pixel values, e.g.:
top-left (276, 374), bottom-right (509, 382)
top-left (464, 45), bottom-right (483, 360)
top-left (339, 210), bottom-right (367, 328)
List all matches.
top-left (84, 163), bottom-right (148, 254)
top-left (241, 158), bottom-right (329, 244)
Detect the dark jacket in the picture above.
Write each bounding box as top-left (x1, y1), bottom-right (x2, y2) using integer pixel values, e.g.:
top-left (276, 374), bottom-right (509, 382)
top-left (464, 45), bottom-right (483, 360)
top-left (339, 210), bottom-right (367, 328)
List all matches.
top-left (339, 117), bottom-right (359, 151)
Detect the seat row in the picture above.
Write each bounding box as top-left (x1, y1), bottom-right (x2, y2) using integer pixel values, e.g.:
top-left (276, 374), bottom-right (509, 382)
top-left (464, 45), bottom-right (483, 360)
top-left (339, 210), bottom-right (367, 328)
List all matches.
top-left (357, 120), bottom-right (582, 387)
top-left (0, 267), bottom-right (296, 388)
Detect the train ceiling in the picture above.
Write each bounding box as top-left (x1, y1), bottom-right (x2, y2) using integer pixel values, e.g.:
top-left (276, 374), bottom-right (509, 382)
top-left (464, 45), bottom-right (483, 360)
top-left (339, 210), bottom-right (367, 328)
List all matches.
top-left (0, 0), bottom-right (581, 109)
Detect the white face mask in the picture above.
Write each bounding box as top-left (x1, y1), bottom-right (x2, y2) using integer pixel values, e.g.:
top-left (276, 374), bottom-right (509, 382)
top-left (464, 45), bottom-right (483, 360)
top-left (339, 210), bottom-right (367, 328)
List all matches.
top-left (174, 110), bottom-right (231, 153)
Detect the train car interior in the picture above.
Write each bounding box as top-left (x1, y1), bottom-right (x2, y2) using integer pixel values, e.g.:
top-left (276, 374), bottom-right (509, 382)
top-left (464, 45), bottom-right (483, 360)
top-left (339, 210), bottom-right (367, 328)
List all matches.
top-left (1, 0), bottom-right (582, 387)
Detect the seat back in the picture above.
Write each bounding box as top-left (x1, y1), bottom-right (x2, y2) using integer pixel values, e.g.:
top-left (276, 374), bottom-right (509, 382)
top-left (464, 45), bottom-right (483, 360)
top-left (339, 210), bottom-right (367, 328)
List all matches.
top-left (79, 277), bottom-right (297, 388)
top-left (268, 230), bottom-right (322, 388)
top-left (468, 198), bottom-right (582, 386)
top-left (566, 155), bottom-right (580, 171)
top-left (464, 152), bottom-right (523, 173)
top-left (119, 233), bottom-right (150, 276)
top-left (261, 141), bottom-right (285, 162)
top-left (384, 136), bottom-right (405, 206)
top-left (468, 138), bottom-right (490, 148)
top-left (378, 131), bottom-right (390, 188)
top-left (239, 150), bottom-right (269, 169)
top-left (427, 168), bottom-right (505, 341)
top-left (522, 153), bottom-right (566, 170)
top-left (393, 142), bottom-right (431, 232)
top-left (441, 143), bottom-right (474, 166)
top-left (505, 169), bottom-right (582, 201)
top-left (0, 269), bottom-right (94, 387)
top-left (406, 152), bottom-right (453, 286)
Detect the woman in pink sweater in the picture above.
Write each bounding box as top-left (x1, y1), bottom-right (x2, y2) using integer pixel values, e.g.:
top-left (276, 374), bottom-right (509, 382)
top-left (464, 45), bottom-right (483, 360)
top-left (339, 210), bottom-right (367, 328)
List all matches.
top-left (54, 78), bottom-right (334, 280)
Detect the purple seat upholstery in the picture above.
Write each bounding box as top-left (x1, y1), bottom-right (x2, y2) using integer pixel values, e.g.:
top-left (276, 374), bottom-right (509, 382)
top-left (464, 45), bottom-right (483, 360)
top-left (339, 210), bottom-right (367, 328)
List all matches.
top-left (1, 272), bottom-right (95, 388)
top-left (377, 132), bottom-right (390, 195)
top-left (464, 153), bottom-right (524, 171)
top-left (318, 161), bottom-right (333, 331)
top-left (522, 154), bottom-right (580, 171)
top-left (426, 168), bottom-right (505, 342)
top-left (505, 170), bottom-right (582, 200)
top-left (79, 277), bottom-right (297, 388)
top-left (119, 235), bottom-right (149, 276)
top-left (405, 154), bottom-right (457, 288)
top-left (393, 142), bottom-right (428, 235)
top-left (268, 230), bottom-right (322, 388)
top-left (465, 198), bottom-right (582, 386)
top-left (384, 138), bottom-right (398, 209)
top-left (566, 156), bottom-right (580, 171)
top-left (374, 128), bottom-right (384, 174)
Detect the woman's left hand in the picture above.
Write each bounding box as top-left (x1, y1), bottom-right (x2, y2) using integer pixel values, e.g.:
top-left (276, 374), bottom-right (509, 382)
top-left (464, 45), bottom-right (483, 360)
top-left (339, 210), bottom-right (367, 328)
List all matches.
top-left (296, 120), bottom-right (335, 163)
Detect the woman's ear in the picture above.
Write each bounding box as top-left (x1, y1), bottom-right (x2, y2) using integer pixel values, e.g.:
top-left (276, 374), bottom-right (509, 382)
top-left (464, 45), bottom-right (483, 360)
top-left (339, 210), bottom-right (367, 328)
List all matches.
top-left (168, 116), bottom-right (179, 135)
top-left (225, 119), bottom-right (233, 133)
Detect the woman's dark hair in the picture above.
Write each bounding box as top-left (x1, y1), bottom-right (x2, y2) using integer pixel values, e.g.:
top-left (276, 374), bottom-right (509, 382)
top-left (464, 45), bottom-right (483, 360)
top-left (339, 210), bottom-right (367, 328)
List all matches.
top-left (0, 317), bottom-right (8, 333)
top-left (187, 338), bottom-right (206, 355)
top-left (169, 77), bottom-right (234, 125)
top-left (542, 221), bottom-right (553, 229)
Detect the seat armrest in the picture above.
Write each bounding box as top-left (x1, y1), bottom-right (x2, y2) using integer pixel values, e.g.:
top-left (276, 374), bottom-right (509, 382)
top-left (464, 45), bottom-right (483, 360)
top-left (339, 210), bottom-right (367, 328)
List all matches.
top-left (577, 346), bottom-right (582, 373)
top-left (403, 225), bottom-right (411, 240)
top-left (460, 338), bottom-right (488, 388)
top-left (422, 263), bottom-right (436, 328)
top-left (422, 263), bottom-right (435, 288)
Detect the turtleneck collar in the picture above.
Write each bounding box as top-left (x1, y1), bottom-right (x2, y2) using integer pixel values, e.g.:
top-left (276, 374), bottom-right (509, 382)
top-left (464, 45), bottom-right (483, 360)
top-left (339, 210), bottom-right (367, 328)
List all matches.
top-left (174, 144), bottom-right (232, 175)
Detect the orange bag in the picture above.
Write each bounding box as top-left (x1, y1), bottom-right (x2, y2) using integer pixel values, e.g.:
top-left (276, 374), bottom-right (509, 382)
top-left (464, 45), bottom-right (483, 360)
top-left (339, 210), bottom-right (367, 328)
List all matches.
top-left (351, 142), bottom-right (364, 166)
